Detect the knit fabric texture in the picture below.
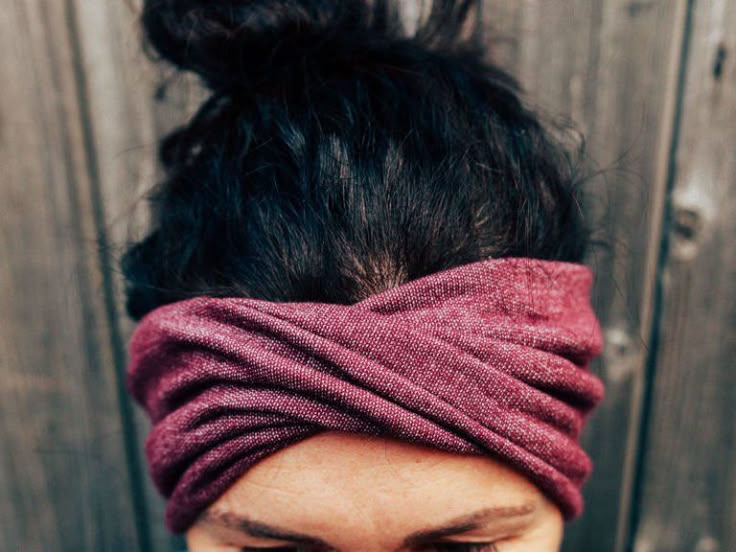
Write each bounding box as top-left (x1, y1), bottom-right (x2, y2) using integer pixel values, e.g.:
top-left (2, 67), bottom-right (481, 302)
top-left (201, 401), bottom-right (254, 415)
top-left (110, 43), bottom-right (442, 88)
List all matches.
top-left (126, 256), bottom-right (605, 533)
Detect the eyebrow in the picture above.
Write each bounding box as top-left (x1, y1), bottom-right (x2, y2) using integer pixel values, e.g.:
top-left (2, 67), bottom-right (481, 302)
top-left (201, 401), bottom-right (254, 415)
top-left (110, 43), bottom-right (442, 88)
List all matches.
top-left (200, 502), bottom-right (537, 549)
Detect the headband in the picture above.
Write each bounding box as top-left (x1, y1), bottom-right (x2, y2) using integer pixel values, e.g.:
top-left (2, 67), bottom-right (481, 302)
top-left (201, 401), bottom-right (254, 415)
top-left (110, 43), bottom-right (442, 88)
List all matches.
top-left (126, 256), bottom-right (605, 533)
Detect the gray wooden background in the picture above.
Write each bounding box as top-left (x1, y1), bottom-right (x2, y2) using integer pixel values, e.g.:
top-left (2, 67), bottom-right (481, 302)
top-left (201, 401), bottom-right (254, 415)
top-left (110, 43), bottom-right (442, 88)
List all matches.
top-left (1, 1), bottom-right (734, 551)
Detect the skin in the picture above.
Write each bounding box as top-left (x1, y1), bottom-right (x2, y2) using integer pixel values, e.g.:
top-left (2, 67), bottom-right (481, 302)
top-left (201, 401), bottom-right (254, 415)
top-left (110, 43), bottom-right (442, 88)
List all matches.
top-left (186, 431), bottom-right (564, 552)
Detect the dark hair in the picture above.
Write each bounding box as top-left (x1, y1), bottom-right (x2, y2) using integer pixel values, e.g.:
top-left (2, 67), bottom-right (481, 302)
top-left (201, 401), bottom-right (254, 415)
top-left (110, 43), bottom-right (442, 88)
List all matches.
top-left (121, 0), bottom-right (593, 321)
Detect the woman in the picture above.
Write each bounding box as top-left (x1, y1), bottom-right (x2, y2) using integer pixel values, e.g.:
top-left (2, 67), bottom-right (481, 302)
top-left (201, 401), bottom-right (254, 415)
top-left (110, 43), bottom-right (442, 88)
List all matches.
top-left (122, 1), bottom-right (605, 550)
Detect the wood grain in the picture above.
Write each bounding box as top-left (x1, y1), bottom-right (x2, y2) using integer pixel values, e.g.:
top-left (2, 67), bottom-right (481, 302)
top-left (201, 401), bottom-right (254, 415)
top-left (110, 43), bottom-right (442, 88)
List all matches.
top-left (480, 2), bottom-right (690, 550)
top-left (631, 1), bottom-right (736, 550)
top-left (0, 1), bottom-right (143, 549)
top-left (68, 0), bottom-right (204, 549)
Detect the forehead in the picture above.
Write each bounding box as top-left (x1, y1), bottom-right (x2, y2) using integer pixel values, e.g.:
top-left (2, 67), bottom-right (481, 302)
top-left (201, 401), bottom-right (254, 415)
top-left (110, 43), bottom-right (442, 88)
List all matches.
top-left (210, 431), bottom-right (544, 525)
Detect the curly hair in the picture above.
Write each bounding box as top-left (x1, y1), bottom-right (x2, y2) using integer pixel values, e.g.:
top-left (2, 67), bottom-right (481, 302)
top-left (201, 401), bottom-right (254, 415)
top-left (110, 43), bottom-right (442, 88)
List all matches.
top-left (121, 0), bottom-right (592, 321)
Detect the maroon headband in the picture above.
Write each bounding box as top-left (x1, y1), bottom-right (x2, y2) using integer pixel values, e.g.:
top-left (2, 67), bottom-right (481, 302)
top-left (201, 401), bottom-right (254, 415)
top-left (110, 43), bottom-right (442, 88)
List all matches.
top-left (126, 257), bottom-right (605, 533)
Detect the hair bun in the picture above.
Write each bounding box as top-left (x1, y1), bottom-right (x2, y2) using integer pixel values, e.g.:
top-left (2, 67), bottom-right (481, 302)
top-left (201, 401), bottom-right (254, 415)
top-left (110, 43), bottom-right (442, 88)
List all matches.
top-left (142, 0), bottom-right (395, 91)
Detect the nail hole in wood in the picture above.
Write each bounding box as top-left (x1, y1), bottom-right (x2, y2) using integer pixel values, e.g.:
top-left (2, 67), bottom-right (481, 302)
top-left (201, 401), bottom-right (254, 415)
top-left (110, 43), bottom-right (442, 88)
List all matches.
top-left (713, 42), bottom-right (727, 81)
top-left (672, 206), bottom-right (702, 241)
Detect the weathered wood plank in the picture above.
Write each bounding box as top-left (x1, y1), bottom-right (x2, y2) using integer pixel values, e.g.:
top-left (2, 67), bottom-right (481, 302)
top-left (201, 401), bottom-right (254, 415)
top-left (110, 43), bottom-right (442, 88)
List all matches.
top-left (480, 2), bottom-right (689, 551)
top-left (68, 0), bottom-right (204, 550)
top-left (0, 1), bottom-right (143, 549)
top-left (631, 1), bottom-right (736, 550)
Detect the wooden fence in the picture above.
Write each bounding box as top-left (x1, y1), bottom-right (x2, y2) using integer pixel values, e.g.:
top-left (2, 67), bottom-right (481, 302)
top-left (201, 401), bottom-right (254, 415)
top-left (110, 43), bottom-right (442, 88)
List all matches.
top-left (1, 1), bottom-right (733, 551)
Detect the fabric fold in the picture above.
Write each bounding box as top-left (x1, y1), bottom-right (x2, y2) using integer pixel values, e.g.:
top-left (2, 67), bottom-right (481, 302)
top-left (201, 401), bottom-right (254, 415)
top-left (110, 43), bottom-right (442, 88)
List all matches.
top-left (126, 256), bottom-right (605, 533)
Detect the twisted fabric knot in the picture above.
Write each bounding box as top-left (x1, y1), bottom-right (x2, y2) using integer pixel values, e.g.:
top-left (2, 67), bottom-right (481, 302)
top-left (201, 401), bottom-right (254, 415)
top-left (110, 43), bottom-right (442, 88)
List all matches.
top-left (126, 257), bottom-right (605, 533)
